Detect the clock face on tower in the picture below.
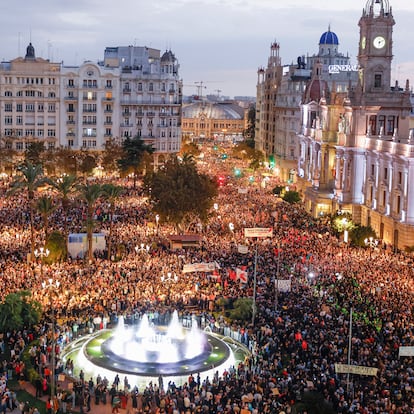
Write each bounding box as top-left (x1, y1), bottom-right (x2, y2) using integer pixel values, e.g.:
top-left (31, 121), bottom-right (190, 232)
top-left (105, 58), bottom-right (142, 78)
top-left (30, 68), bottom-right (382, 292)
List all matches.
top-left (373, 36), bottom-right (386, 49)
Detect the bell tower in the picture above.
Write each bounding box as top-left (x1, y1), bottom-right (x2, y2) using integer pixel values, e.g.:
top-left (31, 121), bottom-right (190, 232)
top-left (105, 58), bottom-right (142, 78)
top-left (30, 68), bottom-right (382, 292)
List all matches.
top-left (357, 0), bottom-right (394, 93)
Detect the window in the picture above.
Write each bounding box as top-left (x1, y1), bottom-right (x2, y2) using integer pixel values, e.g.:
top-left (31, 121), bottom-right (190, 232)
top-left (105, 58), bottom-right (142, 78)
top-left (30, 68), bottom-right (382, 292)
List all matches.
top-left (384, 167), bottom-right (388, 180)
top-left (25, 90), bottom-right (35, 97)
top-left (138, 83), bottom-right (143, 91)
top-left (5, 103), bottom-right (12, 112)
top-left (38, 104), bottom-right (44, 112)
top-left (16, 116), bottom-right (23, 125)
top-left (398, 171), bottom-right (402, 185)
top-left (4, 91), bottom-right (12, 97)
top-left (38, 130), bottom-right (44, 137)
top-left (68, 79), bottom-right (74, 87)
top-left (25, 129), bottom-right (35, 136)
top-left (149, 83), bottom-right (154, 92)
top-left (374, 74), bottom-right (382, 88)
top-left (4, 116), bottom-right (12, 125)
top-left (105, 128), bottom-right (112, 136)
top-left (68, 104), bottom-right (75, 112)
top-left (16, 142), bottom-right (24, 150)
top-left (16, 104), bottom-right (23, 112)
top-left (68, 139), bottom-right (74, 147)
top-left (48, 104), bottom-right (56, 112)
top-left (396, 195), bottom-right (401, 214)
top-left (387, 116), bottom-right (395, 135)
top-left (106, 80), bottom-right (112, 88)
top-left (25, 104), bottom-right (35, 112)
top-left (47, 129), bottom-right (56, 137)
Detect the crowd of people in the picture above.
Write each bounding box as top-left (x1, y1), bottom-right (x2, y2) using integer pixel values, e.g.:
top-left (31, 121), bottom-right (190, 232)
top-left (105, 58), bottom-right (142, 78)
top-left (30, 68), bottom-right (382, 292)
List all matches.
top-left (0, 151), bottom-right (413, 414)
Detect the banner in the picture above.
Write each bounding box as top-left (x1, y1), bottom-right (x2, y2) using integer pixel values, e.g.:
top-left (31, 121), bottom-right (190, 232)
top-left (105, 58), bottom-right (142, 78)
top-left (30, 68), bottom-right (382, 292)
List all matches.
top-left (238, 245), bottom-right (249, 254)
top-left (244, 227), bottom-right (273, 238)
top-left (335, 364), bottom-right (378, 376)
top-left (276, 279), bottom-right (291, 292)
top-left (183, 262), bottom-right (220, 273)
top-left (399, 346), bottom-right (414, 357)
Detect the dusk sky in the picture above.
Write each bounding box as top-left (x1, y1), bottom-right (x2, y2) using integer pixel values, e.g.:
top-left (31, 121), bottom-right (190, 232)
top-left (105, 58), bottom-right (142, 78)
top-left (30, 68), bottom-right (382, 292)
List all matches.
top-left (1, 0), bottom-right (414, 98)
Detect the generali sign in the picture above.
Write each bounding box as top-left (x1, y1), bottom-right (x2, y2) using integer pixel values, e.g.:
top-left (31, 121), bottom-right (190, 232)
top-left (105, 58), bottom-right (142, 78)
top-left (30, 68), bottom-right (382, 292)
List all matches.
top-left (328, 64), bottom-right (358, 74)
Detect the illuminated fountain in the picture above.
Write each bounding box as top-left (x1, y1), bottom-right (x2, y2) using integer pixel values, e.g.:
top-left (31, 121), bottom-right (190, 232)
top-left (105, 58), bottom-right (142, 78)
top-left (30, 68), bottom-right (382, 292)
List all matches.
top-left (108, 311), bottom-right (204, 364)
top-left (62, 310), bottom-right (245, 388)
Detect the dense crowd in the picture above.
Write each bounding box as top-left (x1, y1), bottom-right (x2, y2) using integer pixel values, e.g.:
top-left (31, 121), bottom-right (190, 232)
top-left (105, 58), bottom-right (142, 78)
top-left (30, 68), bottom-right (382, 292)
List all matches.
top-left (0, 163), bottom-right (413, 414)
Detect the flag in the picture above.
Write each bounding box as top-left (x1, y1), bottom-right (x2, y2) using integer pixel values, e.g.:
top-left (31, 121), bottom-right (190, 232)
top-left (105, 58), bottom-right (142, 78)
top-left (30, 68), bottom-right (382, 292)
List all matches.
top-left (228, 269), bottom-right (237, 281)
top-left (236, 266), bottom-right (248, 283)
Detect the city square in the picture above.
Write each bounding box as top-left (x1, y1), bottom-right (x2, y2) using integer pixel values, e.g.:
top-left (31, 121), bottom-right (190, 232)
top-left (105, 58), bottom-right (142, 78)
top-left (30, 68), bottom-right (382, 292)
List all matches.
top-left (0, 0), bottom-right (413, 413)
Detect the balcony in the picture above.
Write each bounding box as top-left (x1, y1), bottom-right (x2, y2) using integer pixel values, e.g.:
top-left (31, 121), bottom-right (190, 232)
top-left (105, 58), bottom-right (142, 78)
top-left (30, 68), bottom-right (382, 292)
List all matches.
top-left (66, 120), bottom-right (75, 125)
top-left (64, 95), bottom-right (77, 100)
top-left (102, 97), bottom-right (113, 101)
top-left (66, 132), bottom-right (75, 137)
top-left (104, 109), bottom-right (113, 113)
top-left (82, 109), bottom-right (96, 113)
top-left (104, 121), bottom-right (112, 125)
top-left (82, 122), bottom-right (96, 125)
top-left (105, 85), bottom-right (113, 89)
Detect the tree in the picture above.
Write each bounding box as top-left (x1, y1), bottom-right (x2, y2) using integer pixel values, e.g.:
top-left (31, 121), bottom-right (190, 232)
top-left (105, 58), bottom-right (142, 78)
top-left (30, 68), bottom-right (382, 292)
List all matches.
top-left (45, 231), bottom-right (67, 263)
top-left (25, 141), bottom-right (45, 166)
top-left (228, 298), bottom-right (253, 321)
top-left (0, 291), bottom-right (42, 332)
top-left (144, 155), bottom-right (218, 233)
top-left (180, 142), bottom-right (201, 158)
top-left (54, 147), bottom-right (79, 175)
top-left (8, 161), bottom-right (48, 260)
top-left (101, 183), bottom-right (124, 260)
top-left (78, 183), bottom-right (103, 261)
top-left (79, 153), bottom-right (97, 177)
top-left (101, 137), bottom-right (124, 174)
top-left (282, 190), bottom-right (301, 204)
top-left (48, 174), bottom-right (78, 258)
top-left (117, 135), bottom-right (154, 187)
top-left (350, 225), bottom-right (376, 247)
top-left (243, 104), bottom-right (256, 144)
top-left (36, 195), bottom-right (56, 241)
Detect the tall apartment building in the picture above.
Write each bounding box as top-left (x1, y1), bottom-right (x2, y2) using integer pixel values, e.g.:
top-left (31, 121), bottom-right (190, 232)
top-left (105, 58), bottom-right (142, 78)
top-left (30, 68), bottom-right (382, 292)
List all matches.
top-left (298, 0), bottom-right (414, 250)
top-left (0, 43), bottom-right (182, 167)
top-left (0, 43), bottom-right (61, 151)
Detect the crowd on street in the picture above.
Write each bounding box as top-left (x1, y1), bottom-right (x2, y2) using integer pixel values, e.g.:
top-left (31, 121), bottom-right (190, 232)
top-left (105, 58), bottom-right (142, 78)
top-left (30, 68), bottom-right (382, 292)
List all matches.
top-left (0, 156), bottom-right (413, 414)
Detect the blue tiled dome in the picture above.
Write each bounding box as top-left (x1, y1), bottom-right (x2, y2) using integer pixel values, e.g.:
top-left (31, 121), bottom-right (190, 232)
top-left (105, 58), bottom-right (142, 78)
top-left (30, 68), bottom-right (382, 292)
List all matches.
top-left (319, 29), bottom-right (339, 45)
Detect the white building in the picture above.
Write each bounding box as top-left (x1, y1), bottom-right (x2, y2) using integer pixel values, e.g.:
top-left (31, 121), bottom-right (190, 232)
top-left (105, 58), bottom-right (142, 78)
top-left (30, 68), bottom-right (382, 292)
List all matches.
top-left (298, 0), bottom-right (414, 250)
top-left (0, 43), bottom-right (182, 166)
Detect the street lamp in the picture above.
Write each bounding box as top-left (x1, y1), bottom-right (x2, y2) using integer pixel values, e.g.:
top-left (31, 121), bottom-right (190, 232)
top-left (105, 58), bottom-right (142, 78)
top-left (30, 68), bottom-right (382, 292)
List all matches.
top-left (155, 214), bottom-right (160, 235)
top-left (34, 246), bottom-right (50, 277)
top-left (41, 278), bottom-right (60, 398)
top-left (160, 272), bottom-right (178, 304)
top-left (364, 237), bottom-right (378, 258)
top-left (135, 243), bottom-right (150, 256)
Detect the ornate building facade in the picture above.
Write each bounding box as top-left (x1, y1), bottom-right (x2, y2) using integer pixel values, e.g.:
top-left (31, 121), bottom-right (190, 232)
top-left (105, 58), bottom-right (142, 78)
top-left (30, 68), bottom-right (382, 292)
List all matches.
top-left (256, 29), bottom-right (357, 183)
top-left (0, 43), bottom-right (182, 166)
top-left (298, 0), bottom-right (414, 249)
top-left (181, 101), bottom-right (247, 142)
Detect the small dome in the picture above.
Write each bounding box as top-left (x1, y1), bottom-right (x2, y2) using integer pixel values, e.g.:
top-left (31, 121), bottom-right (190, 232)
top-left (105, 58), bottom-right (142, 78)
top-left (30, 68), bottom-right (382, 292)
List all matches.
top-left (161, 50), bottom-right (175, 63)
top-left (319, 28), bottom-right (339, 45)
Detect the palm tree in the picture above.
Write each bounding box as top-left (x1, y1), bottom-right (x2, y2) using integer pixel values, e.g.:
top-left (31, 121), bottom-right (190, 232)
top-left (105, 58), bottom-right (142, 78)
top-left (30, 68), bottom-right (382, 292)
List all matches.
top-left (78, 183), bottom-right (103, 262)
top-left (101, 183), bottom-right (124, 260)
top-left (36, 195), bottom-right (56, 241)
top-left (48, 174), bottom-right (78, 257)
top-left (8, 161), bottom-right (47, 260)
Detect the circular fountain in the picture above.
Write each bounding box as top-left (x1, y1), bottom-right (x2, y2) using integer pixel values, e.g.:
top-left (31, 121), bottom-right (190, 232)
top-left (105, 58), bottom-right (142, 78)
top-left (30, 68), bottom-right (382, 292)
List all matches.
top-left (62, 311), bottom-right (247, 388)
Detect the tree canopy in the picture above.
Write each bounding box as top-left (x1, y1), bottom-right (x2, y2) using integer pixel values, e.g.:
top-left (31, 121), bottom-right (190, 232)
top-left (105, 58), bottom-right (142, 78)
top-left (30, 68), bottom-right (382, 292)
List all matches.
top-left (117, 135), bottom-right (154, 187)
top-left (144, 155), bottom-right (218, 233)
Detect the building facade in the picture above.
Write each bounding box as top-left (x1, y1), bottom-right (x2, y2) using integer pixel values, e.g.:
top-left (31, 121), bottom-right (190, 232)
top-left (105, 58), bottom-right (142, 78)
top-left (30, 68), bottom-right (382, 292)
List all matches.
top-left (256, 31), bottom-right (358, 183)
top-left (298, 0), bottom-right (414, 250)
top-left (0, 43), bottom-right (182, 166)
top-left (181, 101), bottom-right (247, 142)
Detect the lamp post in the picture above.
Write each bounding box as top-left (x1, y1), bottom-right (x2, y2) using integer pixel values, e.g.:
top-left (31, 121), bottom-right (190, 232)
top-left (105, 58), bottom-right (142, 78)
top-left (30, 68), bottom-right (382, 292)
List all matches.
top-left (155, 214), bottom-right (160, 235)
top-left (364, 237), bottom-right (378, 258)
top-left (42, 278), bottom-right (60, 398)
top-left (135, 243), bottom-right (150, 256)
top-left (34, 246), bottom-right (50, 277)
top-left (160, 272), bottom-right (178, 304)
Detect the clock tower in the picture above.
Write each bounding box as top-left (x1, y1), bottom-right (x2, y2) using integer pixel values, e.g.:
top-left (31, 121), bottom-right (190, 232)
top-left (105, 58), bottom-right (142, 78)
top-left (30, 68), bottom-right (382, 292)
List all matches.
top-left (357, 0), bottom-right (394, 93)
